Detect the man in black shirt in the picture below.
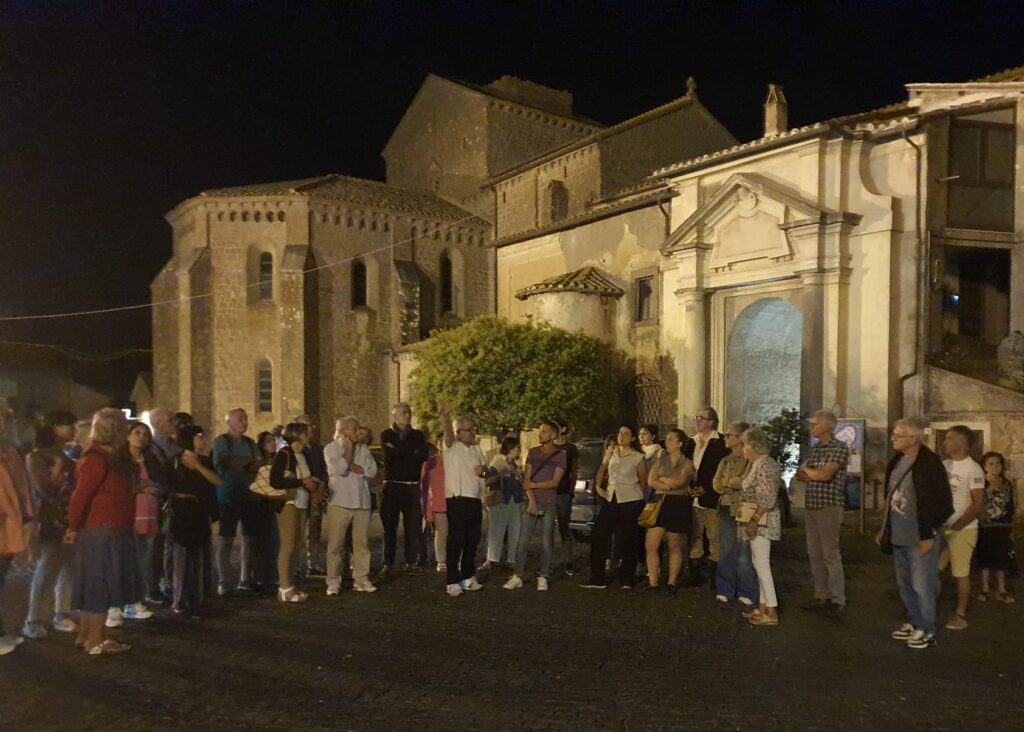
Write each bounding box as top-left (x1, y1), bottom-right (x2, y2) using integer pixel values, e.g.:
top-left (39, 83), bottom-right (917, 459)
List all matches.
top-left (554, 419), bottom-right (580, 576)
top-left (379, 403), bottom-right (430, 578)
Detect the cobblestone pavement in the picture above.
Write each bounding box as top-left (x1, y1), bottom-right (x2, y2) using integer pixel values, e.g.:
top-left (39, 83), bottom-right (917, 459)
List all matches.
top-left (2, 521), bottom-right (1023, 731)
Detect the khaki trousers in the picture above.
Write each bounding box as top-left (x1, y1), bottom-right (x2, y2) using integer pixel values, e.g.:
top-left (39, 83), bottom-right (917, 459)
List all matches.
top-left (326, 504), bottom-right (371, 588)
top-left (690, 506), bottom-right (720, 562)
top-left (277, 503), bottom-right (307, 590)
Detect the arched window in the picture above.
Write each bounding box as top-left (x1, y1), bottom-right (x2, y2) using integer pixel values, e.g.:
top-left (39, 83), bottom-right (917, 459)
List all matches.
top-left (548, 180), bottom-right (569, 223)
top-left (256, 359), bottom-right (273, 414)
top-left (351, 259), bottom-right (368, 309)
top-left (258, 252), bottom-right (273, 301)
top-left (440, 251), bottom-right (453, 314)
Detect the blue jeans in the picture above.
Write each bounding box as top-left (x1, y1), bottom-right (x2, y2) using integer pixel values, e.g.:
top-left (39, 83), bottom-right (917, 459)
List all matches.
top-left (487, 500), bottom-right (523, 564)
top-left (716, 508), bottom-right (759, 604)
top-left (515, 506), bottom-right (557, 578)
top-left (135, 534), bottom-right (157, 601)
top-left (893, 535), bottom-right (942, 634)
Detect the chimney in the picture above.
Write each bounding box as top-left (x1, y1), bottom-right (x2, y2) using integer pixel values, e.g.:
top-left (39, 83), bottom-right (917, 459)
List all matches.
top-left (764, 84), bottom-right (788, 137)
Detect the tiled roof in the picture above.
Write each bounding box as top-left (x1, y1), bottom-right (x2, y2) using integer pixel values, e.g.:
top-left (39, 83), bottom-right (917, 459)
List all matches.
top-left (972, 65), bottom-right (1024, 83)
top-left (488, 93), bottom-right (701, 185)
top-left (515, 266), bottom-right (625, 300)
top-left (199, 175), bottom-right (489, 225)
top-left (650, 101), bottom-right (914, 179)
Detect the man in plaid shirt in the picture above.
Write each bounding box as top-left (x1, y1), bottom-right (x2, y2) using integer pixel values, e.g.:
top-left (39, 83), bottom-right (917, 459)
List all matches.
top-left (796, 410), bottom-right (850, 617)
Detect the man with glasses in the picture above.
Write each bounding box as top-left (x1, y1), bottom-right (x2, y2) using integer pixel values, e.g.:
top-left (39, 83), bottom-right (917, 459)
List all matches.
top-left (439, 404), bottom-right (487, 597)
top-left (686, 407), bottom-right (728, 586)
top-left (796, 410), bottom-right (850, 617)
top-left (877, 418), bottom-right (953, 650)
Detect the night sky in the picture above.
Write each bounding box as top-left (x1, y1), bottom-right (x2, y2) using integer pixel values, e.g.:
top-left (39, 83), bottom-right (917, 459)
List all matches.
top-left (2, 0), bottom-right (1023, 363)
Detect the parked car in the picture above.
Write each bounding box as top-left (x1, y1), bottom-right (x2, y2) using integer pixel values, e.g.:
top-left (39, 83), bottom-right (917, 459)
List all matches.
top-left (568, 437), bottom-right (607, 539)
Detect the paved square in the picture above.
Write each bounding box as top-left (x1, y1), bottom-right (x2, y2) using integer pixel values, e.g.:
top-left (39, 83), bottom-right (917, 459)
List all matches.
top-left (3, 527), bottom-right (1023, 730)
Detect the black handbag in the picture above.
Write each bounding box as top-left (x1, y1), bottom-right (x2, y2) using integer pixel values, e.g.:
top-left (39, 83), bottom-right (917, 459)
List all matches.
top-left (879, 515), bottom-right (893, 555)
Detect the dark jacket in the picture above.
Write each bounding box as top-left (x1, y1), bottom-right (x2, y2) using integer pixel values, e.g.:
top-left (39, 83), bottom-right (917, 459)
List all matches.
top-left (884, 444), bottom-right (954, 541)
top-left (380, 425), bottom-right (429, 483)
top-left (686, 434), bottom-right (729, 509)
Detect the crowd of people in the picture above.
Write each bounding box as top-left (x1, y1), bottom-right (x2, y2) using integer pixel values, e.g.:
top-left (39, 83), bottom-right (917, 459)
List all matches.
top-left (0, 401), bottom-right (1017, 656)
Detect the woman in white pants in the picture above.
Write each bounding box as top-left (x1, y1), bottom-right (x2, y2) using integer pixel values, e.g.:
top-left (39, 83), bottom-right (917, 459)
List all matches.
top-left (738, 427), bottom-right (783, 626)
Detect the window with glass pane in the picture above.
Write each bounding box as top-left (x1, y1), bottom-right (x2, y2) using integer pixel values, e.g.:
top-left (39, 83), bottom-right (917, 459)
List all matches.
top-left (948, 108), bottom-right (1015, 231)
top-left (257, 359), bottom-right (272, 413)
top-left (635, 276), bottom-right (654, 322)
top-left (258, 253), bottom-right (273, 300)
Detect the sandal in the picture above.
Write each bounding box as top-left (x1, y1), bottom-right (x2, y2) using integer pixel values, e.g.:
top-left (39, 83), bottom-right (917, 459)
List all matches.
top-left (748, 613), bottom-right (779, 626)
top-left (86, 639), bottom-right (132, 655)
top-left (741, 607), bottom-right (762, 620)
top-left (996, 592), bottom-right (1016, 604)
top-left (278, 587), bottom-right (308, 603)
top-left (976, 591), bottom-right (988, 602)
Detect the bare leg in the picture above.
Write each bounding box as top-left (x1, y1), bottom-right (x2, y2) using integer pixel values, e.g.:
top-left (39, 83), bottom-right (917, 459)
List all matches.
top-left (666, 532), bottom-right (684, 586)
top-left (980, 568), bottom-right (990, 594)
top-left (996, 570), bottom-right (1008, 595)
top-left (645, 528), bottom-right (665, 587)
top-left (955, 576), bottom-right (970, 618)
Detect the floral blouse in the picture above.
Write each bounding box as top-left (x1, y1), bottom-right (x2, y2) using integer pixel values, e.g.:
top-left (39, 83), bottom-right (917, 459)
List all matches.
top-left (980, 478), bottom-right (1016, 528)
top-left (739, 454), bottom-right (782, 541)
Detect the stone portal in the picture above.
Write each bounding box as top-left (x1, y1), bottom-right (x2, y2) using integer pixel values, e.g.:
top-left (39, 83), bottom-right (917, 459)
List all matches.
top-left (726, 298), bottom-right (802, 425)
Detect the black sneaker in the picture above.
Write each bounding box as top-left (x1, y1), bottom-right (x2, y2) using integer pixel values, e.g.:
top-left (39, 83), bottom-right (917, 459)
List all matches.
top-left (306, 566), bottom-right (327, 578)
top-left (404, 564), bottom-right (424, 576)
top-left (579, 580), bottom-right (608, 589)
top-left (891, 623), bottom-right (915, 640)
top-left (661, 584), bottom-right (679, 597)
top-left (802, 598), bottom-right (828, 612)
top-left (378, 565), bottom-right (392, 580)
top-left (563, 563), bottom-right (577, 577)
top-left (637, 584), bottom-right (661, 593)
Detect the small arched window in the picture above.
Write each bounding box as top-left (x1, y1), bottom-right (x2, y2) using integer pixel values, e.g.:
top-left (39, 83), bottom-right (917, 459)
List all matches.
top-left (258, 253), bottom-right (273, 301)
top-left (548, 180), bottom-right (569, 223)
top-left (351, 260), bottom-right (368, 309)
top-left (440, 251), bottom-right (453, 314)
top-left (256, 359), bottom-right (273, 414)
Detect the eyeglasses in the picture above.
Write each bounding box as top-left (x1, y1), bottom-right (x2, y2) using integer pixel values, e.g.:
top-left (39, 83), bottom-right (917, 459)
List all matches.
top-left (695, 415), bottom-right (711, 422)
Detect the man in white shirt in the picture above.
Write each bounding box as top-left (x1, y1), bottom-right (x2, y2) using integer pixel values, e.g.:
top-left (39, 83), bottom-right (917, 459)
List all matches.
top-left (323, 416), bottom-right (378, 596)
top-left (439, 403), bottom-right (487, 597)
top-left (941, 425), bottom-right (984, 631)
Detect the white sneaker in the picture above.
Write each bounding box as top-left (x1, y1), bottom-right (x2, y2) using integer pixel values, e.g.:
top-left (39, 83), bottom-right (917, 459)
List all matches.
top-left (105, 607), bottom-right (124, 628)
top-left (21, 622), bottom-right (48, 640)
top-left (122, 603), bottom-right (153, 620)
top-left (503, 575), bottom-right (524, 590)
top-left (0, 635), bottom-right (24, 656)
top-left (536, 577), bottom-right (549, 591)
top-left (446, 583), bottom-right (463, 597)
top-left (353, 580), bottom-right (378, 593)
top-left (715, 594), bottom-right (729, 603)
top-left (738, 597), bottom-right (754, 606)
top-left (326, 584), bottom-right (341, 596)
top-left (460, 577), bottom-right (483, 592)
top-left (52, 616), bottom-right (77, 633)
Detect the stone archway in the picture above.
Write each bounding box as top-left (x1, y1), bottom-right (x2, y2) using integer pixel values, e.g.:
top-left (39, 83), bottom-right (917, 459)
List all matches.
top-left (725, 298), bottom-right (803, 425)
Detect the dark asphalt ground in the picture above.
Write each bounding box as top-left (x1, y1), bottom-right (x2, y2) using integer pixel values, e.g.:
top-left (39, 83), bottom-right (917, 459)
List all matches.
top-left (2, 519), bottom-right (1023, 731)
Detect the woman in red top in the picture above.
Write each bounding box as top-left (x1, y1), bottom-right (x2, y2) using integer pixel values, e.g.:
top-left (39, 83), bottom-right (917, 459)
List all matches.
top-left (420, 435), bottom-right (447, 572)
top-left (68, 408), bottom-right (139, 655)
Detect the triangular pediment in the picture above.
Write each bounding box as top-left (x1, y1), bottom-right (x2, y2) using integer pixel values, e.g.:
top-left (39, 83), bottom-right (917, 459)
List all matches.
top-left (661, 173), bottom-right (837, 267)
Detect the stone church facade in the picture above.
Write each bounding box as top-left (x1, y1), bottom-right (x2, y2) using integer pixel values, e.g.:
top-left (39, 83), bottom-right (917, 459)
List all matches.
top-left (154, 66), bottom-right (1024, 493)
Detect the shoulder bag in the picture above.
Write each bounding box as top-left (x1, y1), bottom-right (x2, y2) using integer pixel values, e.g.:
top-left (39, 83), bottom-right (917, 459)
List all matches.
top-left (637, 495), bottom-right (664, 529)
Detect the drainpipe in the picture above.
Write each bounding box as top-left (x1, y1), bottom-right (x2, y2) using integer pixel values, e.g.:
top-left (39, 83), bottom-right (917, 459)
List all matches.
top-left (657, 199), bottom-right (671, 238)
top-left (896, 130), bottom-right (927, 420)
top-left (387, 348), bottom-right (401, 403)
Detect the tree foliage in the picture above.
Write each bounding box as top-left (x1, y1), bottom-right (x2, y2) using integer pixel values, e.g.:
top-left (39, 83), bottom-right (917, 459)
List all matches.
top-left (762, 407), bottom-right (808, 474)
top-left (409, 316), bottom-right (631, 437)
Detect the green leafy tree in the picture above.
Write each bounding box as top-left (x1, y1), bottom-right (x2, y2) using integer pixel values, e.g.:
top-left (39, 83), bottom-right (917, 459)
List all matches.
top-left (409, 316), bottom-right (631, 437)
top-left (761, 408), bottom-right (808, 474)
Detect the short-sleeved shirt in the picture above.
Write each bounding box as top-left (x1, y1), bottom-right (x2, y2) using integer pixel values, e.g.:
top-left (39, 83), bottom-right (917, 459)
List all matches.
top-left (606, 449), bottom-right (645, 504)
top-left (443, 440), bottom-right (486, 500)
top-left (944, 457), bottom-right (984, 529)
top-left (655, 453), bottom-right (692, 496)
top-left (212, 434), bottom-right (259, 504)
top-left (888, 454), bottom-right (918, 546)
top-left (526, 446), bottom-right (567, 506)
top-left (804, 439), bottom-right (850, 510)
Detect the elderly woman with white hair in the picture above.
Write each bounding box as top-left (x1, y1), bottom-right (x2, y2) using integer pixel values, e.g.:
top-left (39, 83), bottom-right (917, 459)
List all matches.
top-left (67, 408), bottom-right (139, 655)
top-left (738, 427), bottom-right (783, 627)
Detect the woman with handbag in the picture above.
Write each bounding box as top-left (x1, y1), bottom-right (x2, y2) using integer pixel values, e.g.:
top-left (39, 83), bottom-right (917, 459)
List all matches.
top-left (581, 424), bottom-right (649, 590)
top-left (482, 436), bottom-right (523, 572)
top-left (642, 428), bottom-right (694, 595)
top-left (169, 425), bottom-right (221, 616)
top-left (271, 423), bottom-right (323, 603)
top-left (737, 427), bottom-right (783, 626)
